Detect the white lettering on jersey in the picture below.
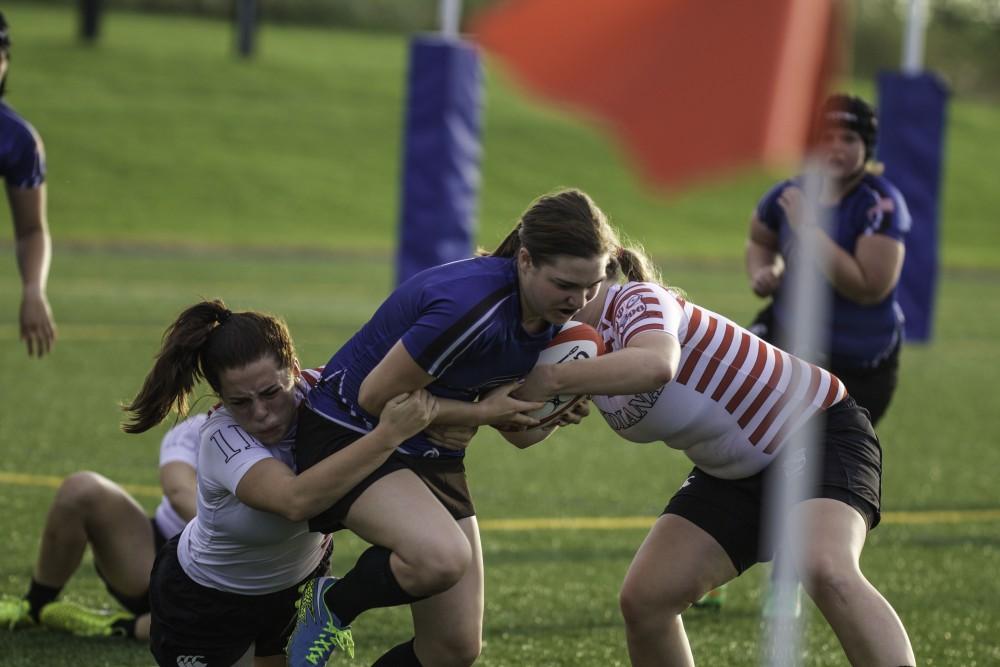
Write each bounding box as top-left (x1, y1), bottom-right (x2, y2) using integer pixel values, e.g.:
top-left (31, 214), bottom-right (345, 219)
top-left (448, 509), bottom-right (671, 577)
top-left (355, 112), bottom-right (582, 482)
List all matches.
top-left (599, 390), bottom-right (663, 431)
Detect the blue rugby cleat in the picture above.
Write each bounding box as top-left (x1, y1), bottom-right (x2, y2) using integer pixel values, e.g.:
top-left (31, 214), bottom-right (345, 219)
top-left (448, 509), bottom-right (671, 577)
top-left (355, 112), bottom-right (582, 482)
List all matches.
top-left (286, 576), bottom-right (354, 666)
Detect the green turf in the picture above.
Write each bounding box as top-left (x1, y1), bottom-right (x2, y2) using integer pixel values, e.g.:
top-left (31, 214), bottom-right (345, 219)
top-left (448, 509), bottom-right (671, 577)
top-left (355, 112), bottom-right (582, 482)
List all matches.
top-left (2, 3), bottom-right (1000, 268)
top-left (1, 3), bottom-right (999, 666)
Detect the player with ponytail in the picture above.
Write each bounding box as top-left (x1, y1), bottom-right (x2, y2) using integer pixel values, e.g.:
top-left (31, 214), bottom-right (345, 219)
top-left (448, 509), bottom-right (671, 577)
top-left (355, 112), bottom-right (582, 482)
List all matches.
top-left (286, 188), bottom-right (621, 667)
top-left (123, 300), bottom-right (437, 667)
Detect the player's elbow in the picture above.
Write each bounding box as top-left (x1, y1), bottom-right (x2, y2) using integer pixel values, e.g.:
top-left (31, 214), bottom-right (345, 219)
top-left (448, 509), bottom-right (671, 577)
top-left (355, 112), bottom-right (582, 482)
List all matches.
top-left (281, 494), bottom-right (315, 523)
top-left (639, 357), bottom-right (675, 391)
top-left (357, 384), bottom-right (382, 416)
top-left (847, 283), bottom-right (894, 306)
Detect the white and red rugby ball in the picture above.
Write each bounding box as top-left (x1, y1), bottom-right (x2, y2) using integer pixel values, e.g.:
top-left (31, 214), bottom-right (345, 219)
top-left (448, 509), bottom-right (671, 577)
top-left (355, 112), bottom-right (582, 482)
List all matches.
top-left (526, 321), bottom-right (604, 427)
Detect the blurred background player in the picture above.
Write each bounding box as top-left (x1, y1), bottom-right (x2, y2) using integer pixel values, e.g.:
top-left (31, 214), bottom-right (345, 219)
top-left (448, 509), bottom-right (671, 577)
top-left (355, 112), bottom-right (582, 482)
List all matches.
top-left (745, 92), bottom-right (910, 428)
top-left (0, 414), bottom-right (200, 640)
top-left (0, 10), bottom-right (57, 358)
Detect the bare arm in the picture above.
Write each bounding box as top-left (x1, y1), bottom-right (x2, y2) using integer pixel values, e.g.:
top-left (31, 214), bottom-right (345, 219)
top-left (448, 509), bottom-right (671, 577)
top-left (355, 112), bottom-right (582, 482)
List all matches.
top-left (359, 340), bottom-right (545, 428)
top-left (518, 330), bottom-right (679, 400)
top-left (496, 399), bottom-right (591, 449)
top-left (779, 186), bottom-right (905, 305)
top-left (7, 183), bottom-right (55, 357)
top-left (160, 461), bottom-right (197, 523)
top-left (746, 215), bottom-right (785, 298)
top-left (814, 231), bottom-right (905, 304)
top-left (236, 390), bottom-right (438, 522)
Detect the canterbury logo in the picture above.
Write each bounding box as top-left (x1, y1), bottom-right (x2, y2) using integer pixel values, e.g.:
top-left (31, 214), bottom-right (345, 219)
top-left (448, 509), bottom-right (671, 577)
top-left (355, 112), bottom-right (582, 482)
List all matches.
top-left (176, 656), bottom-right (208, 667)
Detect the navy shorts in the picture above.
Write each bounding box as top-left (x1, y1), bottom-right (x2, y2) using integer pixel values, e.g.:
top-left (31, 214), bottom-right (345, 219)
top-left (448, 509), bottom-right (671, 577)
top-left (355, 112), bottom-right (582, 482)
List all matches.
top-left (149, 536), bottom-right (331, 666)
top-left (664, 396), bottom-right (882, 574)
top-left (295, 405), bottom-right (475, 534)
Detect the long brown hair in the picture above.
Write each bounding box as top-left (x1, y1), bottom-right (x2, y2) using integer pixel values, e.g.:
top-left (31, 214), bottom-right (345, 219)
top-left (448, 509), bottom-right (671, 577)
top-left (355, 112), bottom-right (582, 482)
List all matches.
top-left (606, 238), bottom-right (685, 297)
top-left (487, 188), bottom-right (620, 267)
top-left (613, 242), bottom-right (662, 285)
top-left (122, 300), bottom-right (296, 434)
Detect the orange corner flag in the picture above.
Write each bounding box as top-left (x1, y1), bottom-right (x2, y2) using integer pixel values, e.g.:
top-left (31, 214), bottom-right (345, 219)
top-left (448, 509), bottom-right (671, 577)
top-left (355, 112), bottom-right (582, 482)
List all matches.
top-left (471, 0), bottom-right (841, 190)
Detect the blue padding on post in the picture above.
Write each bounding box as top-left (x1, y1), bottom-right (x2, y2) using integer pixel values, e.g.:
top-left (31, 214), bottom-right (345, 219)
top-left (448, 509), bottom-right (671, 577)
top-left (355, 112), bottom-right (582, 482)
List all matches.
top-left (876, 72), bottom-right (948, 342)
top-left (396, 36), bottom-right (483, 285)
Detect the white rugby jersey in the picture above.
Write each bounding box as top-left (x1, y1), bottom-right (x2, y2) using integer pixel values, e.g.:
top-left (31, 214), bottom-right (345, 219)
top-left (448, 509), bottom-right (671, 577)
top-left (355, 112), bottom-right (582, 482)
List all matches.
top-left (592, 283), bottom-right (845, 479)
top-left (154, 413), bottom-right (207, 539)
top-left (178, 368), bottom-right (331, 595)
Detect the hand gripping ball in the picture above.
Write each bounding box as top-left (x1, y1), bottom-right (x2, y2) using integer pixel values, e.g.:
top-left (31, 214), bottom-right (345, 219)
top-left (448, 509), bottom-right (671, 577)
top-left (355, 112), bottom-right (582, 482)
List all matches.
top-left (525, 321), bottom-right (604, 427)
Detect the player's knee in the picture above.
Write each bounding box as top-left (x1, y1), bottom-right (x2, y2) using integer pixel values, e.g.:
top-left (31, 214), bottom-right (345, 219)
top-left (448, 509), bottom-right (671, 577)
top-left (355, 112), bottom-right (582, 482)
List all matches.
top-left (800, 554), bottom-right (859, 607)
top-left (420, 634), bottom-right (482, 667)
top-left (54, 471), bottom-right (109, 513)
top-left (401, 531), bottom-right (472, 594)
top-left (620, 578), bottom-right (690, 626)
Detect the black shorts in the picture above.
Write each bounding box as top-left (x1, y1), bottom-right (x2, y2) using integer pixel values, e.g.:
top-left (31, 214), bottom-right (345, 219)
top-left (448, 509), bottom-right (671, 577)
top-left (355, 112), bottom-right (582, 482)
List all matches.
top-left (749, 302), bottom-right (901, 426)
top-left (830, 345), bottom-right (900, 427)
top-left (664, 396), bottom-right (882, 574)
top-left (94, 516), bottom-right (168, 615)
top-left (296, 405), bottom-right (476, 534)
top-left (149, 536), bottom-right (331, 666)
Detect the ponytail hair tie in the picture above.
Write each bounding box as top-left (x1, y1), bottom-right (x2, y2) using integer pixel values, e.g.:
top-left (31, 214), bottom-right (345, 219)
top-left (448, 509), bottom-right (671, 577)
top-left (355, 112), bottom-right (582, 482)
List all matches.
top-left (217, 309), bottom-right (232, 325)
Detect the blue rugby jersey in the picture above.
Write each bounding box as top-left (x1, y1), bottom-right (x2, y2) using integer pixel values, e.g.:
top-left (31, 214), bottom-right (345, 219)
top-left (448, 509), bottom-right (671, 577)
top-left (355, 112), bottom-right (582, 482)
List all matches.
top-left (307, 256), bottom-right (557, 458)
top-left (0, 102), bottom-right (45, 188)
top-left (757, 173), bottom-right (911, 368)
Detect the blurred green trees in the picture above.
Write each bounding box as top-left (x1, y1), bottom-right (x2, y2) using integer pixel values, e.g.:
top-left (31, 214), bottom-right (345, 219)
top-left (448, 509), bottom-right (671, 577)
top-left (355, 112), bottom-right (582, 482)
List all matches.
top-left (25, 0), bottom-right (1000, 100)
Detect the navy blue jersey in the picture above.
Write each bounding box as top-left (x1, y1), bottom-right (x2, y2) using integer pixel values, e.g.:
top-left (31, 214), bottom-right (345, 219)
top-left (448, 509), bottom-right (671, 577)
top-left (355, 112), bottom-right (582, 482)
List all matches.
top-left (0, 102), bottom-right (45, 188)
top-left (757, 173), bottom-right (911, 368)
top-left (307, 256), bottom-right (556, 458)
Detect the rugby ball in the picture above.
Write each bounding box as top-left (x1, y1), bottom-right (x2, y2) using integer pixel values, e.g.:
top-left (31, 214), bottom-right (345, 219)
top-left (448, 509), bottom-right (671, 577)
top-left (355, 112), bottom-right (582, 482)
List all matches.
top-left (525, 321), bottom-right (604, 427)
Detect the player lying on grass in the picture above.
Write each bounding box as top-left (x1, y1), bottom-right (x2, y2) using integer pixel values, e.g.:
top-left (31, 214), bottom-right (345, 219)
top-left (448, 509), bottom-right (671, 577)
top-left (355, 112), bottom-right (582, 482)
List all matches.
top-left (516, 243), bottom-right (916, 667)
top-left (0, 416), bottom-right (200, 640)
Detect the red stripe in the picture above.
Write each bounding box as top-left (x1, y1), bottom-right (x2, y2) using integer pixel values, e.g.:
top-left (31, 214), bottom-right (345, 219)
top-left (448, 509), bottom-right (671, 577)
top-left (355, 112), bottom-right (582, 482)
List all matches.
top-left (301, 367), bottom-right (324, 388)
top-left (623, 322), bottom-right (667, 346)
top-left (820, 372), bottom-right (842, 408)
top-left (676, 313), bottom-right (717, 385)
top-left (682, 306), bottom-right (703, 345)
top-left (616, 284), bottom-right (654, 310)
top-left (623, 309), bottom-right (663, 327)
top-left (749, 355), bottom-right (803, 445)
top-left (607, 284), bottom-right (655, 326)
top-left (762, 364), bottom-right (822, 454)
top-left (737, 346), bottom-right (783, 429)
top-left (710, 331), bottom-right (751, 401)
top-left (725, 340), bottom-right (768, 414)
top-left (695, 321), bottom-right (734, 393)
top-left (602, 291), bottom-right (617, 323)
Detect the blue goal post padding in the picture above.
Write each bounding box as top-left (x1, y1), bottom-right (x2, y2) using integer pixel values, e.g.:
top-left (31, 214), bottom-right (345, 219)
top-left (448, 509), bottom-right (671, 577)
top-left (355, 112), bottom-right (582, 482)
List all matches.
top-left (876, 72), bottom-right (949, 342)
top-left (396, 36), bottom-right (484, 285)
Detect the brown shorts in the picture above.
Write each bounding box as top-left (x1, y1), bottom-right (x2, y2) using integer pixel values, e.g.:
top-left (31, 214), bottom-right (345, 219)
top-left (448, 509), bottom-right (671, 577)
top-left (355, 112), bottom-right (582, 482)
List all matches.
top-left (295, 405), bottom-right (476, 533)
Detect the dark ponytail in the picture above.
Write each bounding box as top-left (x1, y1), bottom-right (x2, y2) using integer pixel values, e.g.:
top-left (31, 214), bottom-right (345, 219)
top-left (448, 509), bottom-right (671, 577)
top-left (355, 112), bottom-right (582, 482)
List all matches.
top-left (122, 300), bottom-right (296, 434)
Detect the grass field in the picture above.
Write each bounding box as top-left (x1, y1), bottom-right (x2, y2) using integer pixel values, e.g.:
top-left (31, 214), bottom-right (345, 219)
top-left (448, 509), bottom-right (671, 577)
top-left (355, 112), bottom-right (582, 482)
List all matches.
top-left (1, 4), bottom-right (999, 666)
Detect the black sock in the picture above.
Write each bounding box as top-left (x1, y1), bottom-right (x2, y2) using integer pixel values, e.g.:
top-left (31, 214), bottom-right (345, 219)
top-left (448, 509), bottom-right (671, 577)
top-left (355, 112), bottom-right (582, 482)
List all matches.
top-left (110, 615), bottom-right (137, 639)
top-left (372, 638), bottom-right (423, 666)
top-left (25, 579), bottom-right (62, 621)
top-left (324, 546), bottom-right (425, 626)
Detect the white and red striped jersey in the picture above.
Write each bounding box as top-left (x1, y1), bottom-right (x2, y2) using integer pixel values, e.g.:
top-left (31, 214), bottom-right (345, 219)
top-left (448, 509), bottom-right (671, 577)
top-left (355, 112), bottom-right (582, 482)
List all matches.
top-left (591, 282), bottom-right (846, 479)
